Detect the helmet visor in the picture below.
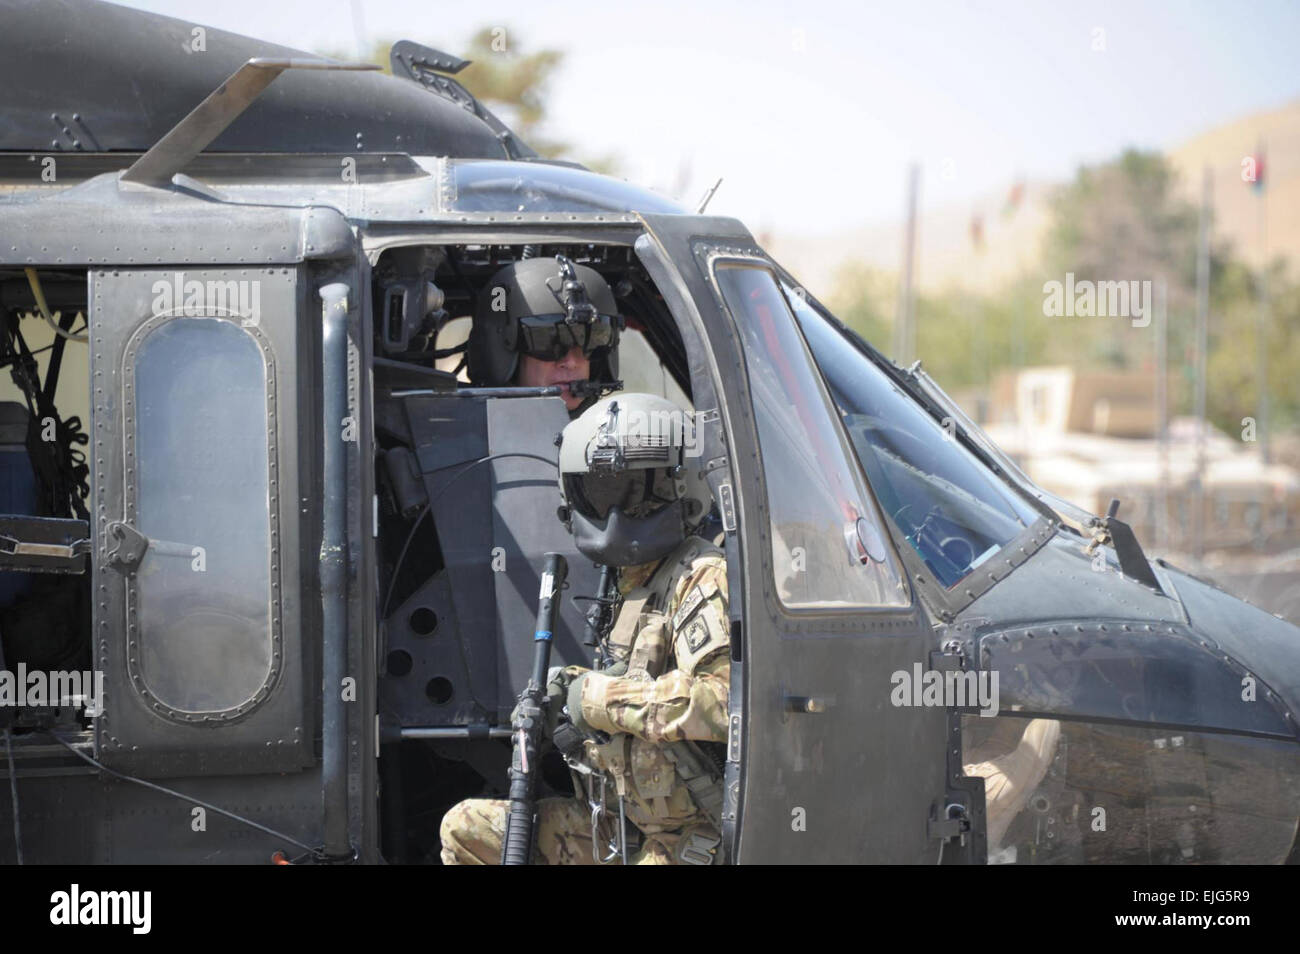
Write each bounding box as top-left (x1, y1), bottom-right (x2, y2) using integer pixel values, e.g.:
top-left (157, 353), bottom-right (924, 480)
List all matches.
top-left (517, 313), bottom-right (616, 361)
top-left (563, 468), bottom-right (676, 521)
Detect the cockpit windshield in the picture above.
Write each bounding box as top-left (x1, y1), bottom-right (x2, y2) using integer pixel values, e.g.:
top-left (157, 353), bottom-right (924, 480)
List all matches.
top-left (786, 285), bottom-right (1041, 589)
top-left (449, 160), bottom-right (685, 215)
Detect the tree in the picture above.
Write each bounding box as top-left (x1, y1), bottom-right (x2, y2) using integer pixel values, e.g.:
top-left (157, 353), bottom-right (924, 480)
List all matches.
top-left (826, 149), bottom-right (1297, 439)
top-left (1207, 258), bottom-right (1300, 434)
top-left (455, 28), bottom-right (567, 158)
top-left (1041, 150), bottom-right (1207, 371)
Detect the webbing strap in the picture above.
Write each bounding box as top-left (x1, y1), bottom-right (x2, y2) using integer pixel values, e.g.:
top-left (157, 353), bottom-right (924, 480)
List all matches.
top-left (662, 741), bottom-right (723, 829)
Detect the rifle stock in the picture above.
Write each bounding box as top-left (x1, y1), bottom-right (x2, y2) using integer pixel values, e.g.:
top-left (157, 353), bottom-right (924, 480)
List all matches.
top-left (501, 552), bottom-right (568, 865)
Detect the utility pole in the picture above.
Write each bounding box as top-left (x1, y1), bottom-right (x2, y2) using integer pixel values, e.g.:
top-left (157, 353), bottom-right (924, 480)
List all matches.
top-left (895, 163), bottom-right (920, 365)
top-left (349, 0), bottom-right (367, 61)
top-left (1255, 141), bottom-right (1271, 468)
top-left (1155, 276), bottom-right (1168, 551)
top-left (1192, 167), bottom-right (1211, 560)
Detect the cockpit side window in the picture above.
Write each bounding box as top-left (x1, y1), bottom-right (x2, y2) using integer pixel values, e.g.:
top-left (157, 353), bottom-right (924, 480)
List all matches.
top-left (713, 263), bottom-right (908, 610)
top-left (787, 286), bottom-right (1040, 590)
top-left (612, 326), bottom-right (692, 411)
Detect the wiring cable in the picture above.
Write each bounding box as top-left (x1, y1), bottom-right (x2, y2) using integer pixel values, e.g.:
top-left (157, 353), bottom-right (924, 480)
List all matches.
top-left (46, 731), bottom-right (319, 858)
top-left (4, 729), bottom-right (22, 865)
top-left (23, 268), bottom-right (88, 343)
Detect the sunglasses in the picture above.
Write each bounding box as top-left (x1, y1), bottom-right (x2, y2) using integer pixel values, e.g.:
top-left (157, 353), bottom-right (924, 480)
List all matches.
top-left (516, 313), bottom-right (616, 361)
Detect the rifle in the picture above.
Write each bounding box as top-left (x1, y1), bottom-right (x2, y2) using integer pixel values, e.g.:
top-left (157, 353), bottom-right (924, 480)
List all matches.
top-left (501, 551), bottom-right (568, 865)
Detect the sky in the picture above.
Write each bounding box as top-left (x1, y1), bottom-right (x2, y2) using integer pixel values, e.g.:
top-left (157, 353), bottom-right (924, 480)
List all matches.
top-left (112, 0), bottom-right (1300, 238)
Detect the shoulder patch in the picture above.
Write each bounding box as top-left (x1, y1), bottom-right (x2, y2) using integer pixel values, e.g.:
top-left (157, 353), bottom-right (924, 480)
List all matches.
top-left (672, 585), bottom-right (707, 630)
top-left (683, 617), bottom-right (710, 654)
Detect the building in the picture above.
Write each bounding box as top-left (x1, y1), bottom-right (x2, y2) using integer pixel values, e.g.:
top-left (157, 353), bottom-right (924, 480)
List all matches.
top-left (979, 366), bottom-right (1300, 556)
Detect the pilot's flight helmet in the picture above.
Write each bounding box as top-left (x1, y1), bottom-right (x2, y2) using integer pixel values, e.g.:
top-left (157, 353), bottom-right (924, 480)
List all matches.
top-left (468, 254), bottom-right (621, 387)
top-left (557, 393), bottom-right (711, 566)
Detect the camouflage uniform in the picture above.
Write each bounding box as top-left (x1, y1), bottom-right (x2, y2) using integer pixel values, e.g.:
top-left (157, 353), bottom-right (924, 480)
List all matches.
top-left (440, 535), bottom-right (730, 865)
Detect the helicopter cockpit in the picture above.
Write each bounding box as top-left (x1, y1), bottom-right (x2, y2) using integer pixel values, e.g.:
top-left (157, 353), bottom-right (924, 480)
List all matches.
top-left (364, 236), bottom-right (705, 858)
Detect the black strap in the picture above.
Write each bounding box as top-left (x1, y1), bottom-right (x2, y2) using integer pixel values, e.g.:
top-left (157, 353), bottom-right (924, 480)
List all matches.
top-left (5, 316), bottom-right (89, 520)
top-left (41, 310), bottom-right (80, 406)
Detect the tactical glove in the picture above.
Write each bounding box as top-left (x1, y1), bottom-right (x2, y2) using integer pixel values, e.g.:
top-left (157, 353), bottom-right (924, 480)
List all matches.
top-left (545, 665), bottom-right (588, 737)
top-left (566, 672), bottom-right (592, 735)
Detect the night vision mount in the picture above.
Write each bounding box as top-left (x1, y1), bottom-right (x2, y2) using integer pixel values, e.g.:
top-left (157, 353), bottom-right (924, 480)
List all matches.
top-left (556, 254), bottom-right (599, 327)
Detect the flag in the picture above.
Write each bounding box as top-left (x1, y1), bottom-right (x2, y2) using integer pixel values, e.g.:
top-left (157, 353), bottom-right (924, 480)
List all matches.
top-left (1001, 179), bottom-right (1025, 220)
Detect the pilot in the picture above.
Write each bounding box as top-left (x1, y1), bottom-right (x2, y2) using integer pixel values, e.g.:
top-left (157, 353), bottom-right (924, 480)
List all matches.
top-left (467, 254), bottom-right (622, 416)
top-left (440, 392), bottom-right (729, 865)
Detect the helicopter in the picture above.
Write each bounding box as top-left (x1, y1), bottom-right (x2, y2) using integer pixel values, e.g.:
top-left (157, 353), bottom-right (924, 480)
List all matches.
top-left (0, 0), bottom-right (1297, 866)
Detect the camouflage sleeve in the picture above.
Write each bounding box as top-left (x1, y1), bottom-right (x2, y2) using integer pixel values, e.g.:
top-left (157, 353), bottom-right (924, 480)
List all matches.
top-left (577, 655), bottom-right (730, 744)
top-left (579, 551), bottom-right (730, 744)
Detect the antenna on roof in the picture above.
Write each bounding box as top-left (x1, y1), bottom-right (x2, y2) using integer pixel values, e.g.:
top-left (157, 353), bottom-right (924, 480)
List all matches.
top-left (121, 57), bottom-right (380, 189)
top-left (695, 178), bottom-right (723, 214)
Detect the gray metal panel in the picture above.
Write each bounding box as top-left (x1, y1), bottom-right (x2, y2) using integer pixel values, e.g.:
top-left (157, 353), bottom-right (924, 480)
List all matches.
top-left (959, 533), bottom-right (1186, 628)
top-left (0, 764), bottom-right (323, 863)
top-left (0, 174), bottom-right (355, 266)
top-left (364, 224), bottom-right (645, 262)
top-left (0, 154), bottom-right (679, 237)
top-left (89, 267), bottom-right (313, 777)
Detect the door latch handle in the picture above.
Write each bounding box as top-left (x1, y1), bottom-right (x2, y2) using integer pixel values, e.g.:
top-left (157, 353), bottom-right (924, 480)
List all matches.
top-left (104, 521), bottom-right (204, 572)
top-left (783, 694), bottom-right (832, 714)
top-left (104, 521), bottom-right (149, 571)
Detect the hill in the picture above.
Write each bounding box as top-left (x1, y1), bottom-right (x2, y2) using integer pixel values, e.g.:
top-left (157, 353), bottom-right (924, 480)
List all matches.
top-left (766, 99), bottom-right (1300, 302)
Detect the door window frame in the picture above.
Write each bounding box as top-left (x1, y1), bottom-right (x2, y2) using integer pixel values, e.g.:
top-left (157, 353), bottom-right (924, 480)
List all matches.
top-left (699, 242), bottom-right (921, 631)
top-left (121, 310), bottom-right (285, 723)
top-left (771, 265), bottom-right (1058, 625)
